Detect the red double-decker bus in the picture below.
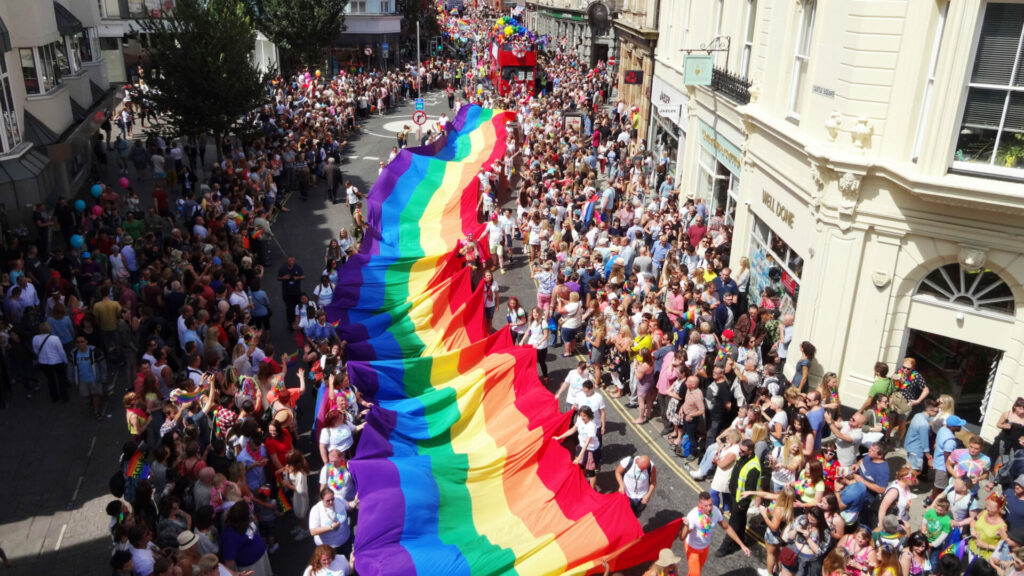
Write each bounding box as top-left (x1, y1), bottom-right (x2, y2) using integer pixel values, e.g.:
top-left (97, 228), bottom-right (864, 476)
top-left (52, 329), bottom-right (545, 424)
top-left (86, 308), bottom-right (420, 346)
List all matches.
top-left (488, 38), bottom-right (537, 96)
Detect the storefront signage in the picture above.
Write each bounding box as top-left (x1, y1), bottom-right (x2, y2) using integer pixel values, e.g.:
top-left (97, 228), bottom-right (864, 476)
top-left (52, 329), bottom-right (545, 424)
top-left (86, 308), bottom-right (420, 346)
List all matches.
top-left (812, 85), bottom-right (835, 99)
top-left (656, 104), bottom-right (680, 117)
top-left (698, 119), bottom-right (742, 175)
top-left (761, 190), bottom-right (795, 229)
top-left (651, 75), bottom-right (687, 126)
top-left (683, 55), bottom-right (713, 86)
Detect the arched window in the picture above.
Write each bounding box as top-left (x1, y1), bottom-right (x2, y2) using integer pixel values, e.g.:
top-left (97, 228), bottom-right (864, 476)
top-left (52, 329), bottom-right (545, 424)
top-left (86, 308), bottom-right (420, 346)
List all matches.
top-left (915, 263), bottom-right (1015, 315)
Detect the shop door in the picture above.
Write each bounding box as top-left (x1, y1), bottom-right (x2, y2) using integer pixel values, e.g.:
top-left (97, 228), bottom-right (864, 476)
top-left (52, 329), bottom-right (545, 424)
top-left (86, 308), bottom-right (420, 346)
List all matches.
top-left (592, 43), bottom-right (608, 68)
top-left (904, 329), bottom-right (1003, 424)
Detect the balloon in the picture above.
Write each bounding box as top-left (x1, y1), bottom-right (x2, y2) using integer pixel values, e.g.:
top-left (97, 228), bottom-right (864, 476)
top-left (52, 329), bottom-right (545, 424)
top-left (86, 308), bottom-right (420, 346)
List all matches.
top-left (92, 205), bottom-right (103, 217)
top-left (70, 234), bottom-right (85, 249)
top-left (90, 184), bottom-right (103, 198)
top-left (315, 70), bottom-right (321, 77)
top-left (74, 199), bottom-right (86, 212)
top-left (118, 177), bottom-right (130, 189)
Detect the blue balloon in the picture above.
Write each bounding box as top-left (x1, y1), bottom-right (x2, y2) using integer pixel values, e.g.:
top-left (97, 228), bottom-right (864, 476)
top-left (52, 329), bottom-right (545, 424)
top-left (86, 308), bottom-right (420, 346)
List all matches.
top-left (74, 199), bottom-right (86, 212)
top-left (90, 184), bottom-right (102, 198)
top-left (70, 234), bottom-right (85, 249)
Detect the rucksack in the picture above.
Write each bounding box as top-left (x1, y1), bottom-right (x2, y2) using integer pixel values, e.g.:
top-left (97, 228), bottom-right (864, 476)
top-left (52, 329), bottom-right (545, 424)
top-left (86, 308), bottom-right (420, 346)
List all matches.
top-left (109, 468), bottom-right (125, 498)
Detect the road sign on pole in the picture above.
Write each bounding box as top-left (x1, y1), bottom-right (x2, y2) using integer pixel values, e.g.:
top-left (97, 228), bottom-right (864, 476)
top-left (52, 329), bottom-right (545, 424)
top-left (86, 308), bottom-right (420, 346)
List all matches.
top-left (364, 46), bottom-right (373, 56)
top-left (413, 110), bottom-right (428, 126)
top-left (608, 57), bottom-right (616, 66)
top-left (415, 98), bottom-right (425, 111)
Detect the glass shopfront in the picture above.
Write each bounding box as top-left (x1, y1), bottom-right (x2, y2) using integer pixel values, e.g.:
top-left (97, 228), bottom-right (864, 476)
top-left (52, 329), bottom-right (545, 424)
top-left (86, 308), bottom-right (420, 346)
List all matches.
top-left (748, 213), bottom-right (803, 316)
top-left (695, 119), bottom-right (742, 227)
top-left (651, 108), bottom-right (682, 181)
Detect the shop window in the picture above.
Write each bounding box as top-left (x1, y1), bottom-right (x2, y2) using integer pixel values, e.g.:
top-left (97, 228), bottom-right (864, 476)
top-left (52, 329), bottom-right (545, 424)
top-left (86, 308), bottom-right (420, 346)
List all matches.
top-left (748, 214), bottom-right (803, 315)
top-left (787, 0), bottom-right (816, 122)
top-left (953, 3), bottom-right (1024, 177)
top-left (915, 263), bottom-right (1015, 315)
top-left (911, 1), bottom-right (947, 163)
top-left (0, 56), bottom-right (22, 154)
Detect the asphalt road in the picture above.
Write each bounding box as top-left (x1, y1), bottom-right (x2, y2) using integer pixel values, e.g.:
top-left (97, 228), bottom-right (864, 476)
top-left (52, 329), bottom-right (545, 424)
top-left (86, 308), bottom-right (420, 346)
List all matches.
top-left (262, 91), bottom-right (766, 576)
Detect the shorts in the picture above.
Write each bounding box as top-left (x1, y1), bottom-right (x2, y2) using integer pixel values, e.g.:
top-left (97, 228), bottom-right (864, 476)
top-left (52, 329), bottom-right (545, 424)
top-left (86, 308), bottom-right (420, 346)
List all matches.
top-left (485, 306), bottom-right (495, 319)
top-left (907, 451), bottom-right (924, 471)
top-left (934, 468), bottom-right (950, 490)
top-left (78, 378), bottom-right (103, 397)
top-left (764, 527), bottom-right (783, 546)
top-left (490, 243), bottom-right (502, 256)
top-left (560, 326), bottom-right (578, 344)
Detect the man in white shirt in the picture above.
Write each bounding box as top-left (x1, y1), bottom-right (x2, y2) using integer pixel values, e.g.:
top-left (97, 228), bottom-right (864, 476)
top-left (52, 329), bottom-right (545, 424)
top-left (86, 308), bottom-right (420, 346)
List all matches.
top-left (615, 454), bottom-right (657, 515)
top-left (677, 492), bottom-right (750, 574)
top-left (825, 411), bottom-right (866, 467)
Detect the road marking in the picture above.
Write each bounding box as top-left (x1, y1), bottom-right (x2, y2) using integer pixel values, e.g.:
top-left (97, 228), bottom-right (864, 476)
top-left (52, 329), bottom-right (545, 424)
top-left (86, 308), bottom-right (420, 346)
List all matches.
top-left (86, 436), bottom-right (97, 459)
top-left (347, 155), bottom-right (360, 160)
top-left (531, 269), bottom-right (766, 546)
top-left (54, 523), bottom-right (67, 552)
top-left (363, 156), bottom-right (380, 161)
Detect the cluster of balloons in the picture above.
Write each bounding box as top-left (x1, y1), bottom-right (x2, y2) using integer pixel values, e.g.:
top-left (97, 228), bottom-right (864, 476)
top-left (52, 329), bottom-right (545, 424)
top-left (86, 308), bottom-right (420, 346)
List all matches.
top-left (492, 16), bottom-right (535, 41)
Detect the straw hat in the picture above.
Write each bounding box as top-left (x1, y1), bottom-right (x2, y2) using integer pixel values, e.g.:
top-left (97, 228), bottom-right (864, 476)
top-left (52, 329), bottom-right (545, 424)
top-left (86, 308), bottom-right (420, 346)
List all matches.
top-left (654, 548), bottom-right (681, 567)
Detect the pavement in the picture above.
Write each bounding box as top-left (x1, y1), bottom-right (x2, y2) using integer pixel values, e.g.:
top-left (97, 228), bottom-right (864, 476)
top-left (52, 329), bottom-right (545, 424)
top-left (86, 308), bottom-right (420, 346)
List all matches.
top-left (0, 86), bottom-right (938, 576)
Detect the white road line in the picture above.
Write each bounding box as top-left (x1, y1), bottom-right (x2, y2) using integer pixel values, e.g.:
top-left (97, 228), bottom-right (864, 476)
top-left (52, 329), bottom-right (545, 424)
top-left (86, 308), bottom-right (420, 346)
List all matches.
top-left (347, 156), bottom-right (359, 160)
top-left (85, 436), bottom-right (97, 459)
top-left (54, 523), bottom-right (67, 552)
top-left (363, 156), bottom-right (380, 160)
top-left (69, 476), bottom-right (85, 505)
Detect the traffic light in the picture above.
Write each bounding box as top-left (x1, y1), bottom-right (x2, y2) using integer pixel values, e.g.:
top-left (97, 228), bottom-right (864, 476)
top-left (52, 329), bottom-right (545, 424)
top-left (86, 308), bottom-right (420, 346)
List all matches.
top-left (437, 40), bottom-right (443, 53)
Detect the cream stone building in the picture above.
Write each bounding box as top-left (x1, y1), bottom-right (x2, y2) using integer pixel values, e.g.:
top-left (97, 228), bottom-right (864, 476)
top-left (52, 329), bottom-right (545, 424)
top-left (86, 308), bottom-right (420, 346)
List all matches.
top-left (652, 0), bottom-right (1024, 440)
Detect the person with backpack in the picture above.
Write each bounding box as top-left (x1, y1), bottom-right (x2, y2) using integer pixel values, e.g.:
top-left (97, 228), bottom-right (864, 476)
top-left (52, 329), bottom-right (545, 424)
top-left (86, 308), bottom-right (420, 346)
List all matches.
top-left (70, 335), bottom-right (107, 420)
top-left (614, 454), bottom-right (657, 515)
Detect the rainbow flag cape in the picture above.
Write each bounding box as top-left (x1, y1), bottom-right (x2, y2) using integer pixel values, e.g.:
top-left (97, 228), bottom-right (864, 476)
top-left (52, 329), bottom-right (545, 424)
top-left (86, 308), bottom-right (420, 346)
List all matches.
top-left (125, 451), bottom-right (149, 480)
top-left (325, 106), bottom-right (679, 576)
top-left (285, 351), bottom-right (300, 368)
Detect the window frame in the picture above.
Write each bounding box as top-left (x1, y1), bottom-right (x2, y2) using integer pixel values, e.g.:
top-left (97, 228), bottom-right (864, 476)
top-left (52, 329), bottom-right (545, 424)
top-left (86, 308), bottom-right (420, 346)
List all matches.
top-left (952, 2), bottom-right (1024, 178)
top-left (740, 0), bottom-right (757, 79)
top-left (912, 1), bottom-right (948, 163)
top-left (786, 0), bottom-right (816, 122)
top-left (0, 55), bottom-right (22, 154)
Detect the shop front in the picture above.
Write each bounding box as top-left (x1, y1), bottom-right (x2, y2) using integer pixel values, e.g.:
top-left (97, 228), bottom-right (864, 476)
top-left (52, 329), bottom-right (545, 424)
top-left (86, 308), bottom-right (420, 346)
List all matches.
top-left (648, 74), bottom-right (686, 183)
top-left (694, 117), bottom-right (743, 228)
top-left (738, 168), bottom-right (812, 321)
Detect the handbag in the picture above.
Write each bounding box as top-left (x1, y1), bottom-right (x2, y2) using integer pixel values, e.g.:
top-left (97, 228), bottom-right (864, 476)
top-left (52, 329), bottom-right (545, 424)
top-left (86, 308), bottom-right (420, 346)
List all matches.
top-left (779, 545), bottom-right (799, 568)
top-left (889, 391), bottom-right (911, 415)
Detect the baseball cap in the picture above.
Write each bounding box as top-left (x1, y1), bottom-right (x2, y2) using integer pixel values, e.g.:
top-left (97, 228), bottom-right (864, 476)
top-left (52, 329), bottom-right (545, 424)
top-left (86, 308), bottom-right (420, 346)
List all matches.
top-left (946, 415), bottom-right (967, 427)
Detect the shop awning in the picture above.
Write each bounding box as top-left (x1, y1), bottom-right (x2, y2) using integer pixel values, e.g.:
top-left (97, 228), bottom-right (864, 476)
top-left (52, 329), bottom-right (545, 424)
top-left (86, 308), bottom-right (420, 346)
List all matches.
top-left (54, 2), bottom-right (83, 35)
top-left (0, 16), bottom-right (11, 53)
top-left (0, 148), bottom-right (50, 186)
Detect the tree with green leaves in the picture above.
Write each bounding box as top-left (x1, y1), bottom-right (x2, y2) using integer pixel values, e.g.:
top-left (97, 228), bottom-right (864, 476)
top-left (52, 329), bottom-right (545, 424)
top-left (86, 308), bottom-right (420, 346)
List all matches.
top-left (398, 0), bottom-right (438, 44)
top-left (135, 0), bottom-right (269, 159)
top-left (248, 0), bottom-right (347, 70)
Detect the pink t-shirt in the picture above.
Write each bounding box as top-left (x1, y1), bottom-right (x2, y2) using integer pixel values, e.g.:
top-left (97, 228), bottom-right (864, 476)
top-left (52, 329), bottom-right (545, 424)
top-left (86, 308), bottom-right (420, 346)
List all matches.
top-left (656, 351), bottom-right (677, 395)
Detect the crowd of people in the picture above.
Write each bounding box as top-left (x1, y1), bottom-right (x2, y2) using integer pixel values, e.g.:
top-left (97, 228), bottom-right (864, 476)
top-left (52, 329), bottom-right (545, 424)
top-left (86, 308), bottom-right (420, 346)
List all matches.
top-left (2, 3), bottom-right (1022, 576)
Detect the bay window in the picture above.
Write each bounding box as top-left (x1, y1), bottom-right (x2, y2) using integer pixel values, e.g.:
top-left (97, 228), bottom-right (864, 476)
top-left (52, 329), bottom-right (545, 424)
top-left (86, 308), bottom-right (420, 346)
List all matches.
top-left (20, 43), bottom-right (67, 95)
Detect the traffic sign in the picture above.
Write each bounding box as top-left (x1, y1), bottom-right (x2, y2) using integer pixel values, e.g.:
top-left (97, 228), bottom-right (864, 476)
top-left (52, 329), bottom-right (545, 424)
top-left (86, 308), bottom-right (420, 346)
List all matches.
top-left (415, 98), bottom-right (425, 111)
top-left (364, 47), bottom-right (373, 56)
top-left (413, 110), bottom-right (428, 126)
top-left (608, 57), bottom-right (616, 66)
top-left (382, 42), bottom-right (389, 51)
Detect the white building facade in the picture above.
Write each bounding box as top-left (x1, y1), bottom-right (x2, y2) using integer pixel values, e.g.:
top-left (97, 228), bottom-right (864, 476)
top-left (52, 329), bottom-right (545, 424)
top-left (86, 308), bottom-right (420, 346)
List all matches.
top-left (0, 0), bottom-right (111, 223)
top-left (653, 0), bottom-right (1024, 440)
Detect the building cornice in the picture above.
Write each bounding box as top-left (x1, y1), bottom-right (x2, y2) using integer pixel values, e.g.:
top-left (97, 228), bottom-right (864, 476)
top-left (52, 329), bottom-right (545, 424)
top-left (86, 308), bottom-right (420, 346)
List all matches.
top-left (740, 105), bottom-right (1024, 217)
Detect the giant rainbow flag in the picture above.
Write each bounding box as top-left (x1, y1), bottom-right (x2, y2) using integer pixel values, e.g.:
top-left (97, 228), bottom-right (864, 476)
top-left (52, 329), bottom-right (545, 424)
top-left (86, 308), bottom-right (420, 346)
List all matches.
top-left (325, 105), bottom-right (680, 576)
